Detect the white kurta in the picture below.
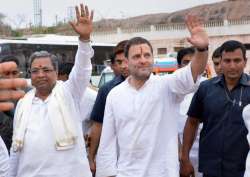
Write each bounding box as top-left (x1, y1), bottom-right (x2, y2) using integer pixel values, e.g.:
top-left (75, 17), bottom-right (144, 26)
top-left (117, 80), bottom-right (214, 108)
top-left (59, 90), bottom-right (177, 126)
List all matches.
top-left (0, 136), bottom-right (8, 177)
top-left (8, 41), bottom-right (93, 177)
top-left (81, 87), bottom-right (97, 135)
top-left (242, 104), bottom-right (250, 177)
top-left (96, 64), bottom-right (201, 177)
top-left (178, 92), bottom-right (202, 177)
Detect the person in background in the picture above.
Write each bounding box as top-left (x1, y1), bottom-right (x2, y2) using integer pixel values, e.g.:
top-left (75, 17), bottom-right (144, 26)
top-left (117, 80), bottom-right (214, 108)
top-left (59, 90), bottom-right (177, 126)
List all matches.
top-left (0, 61), bottom-right (27, 177)
top-left (177, 47), bottom-right (195, 68)
top-left (0, 55), bottom-right (23, 151)
top-left (211, 46), bottom-right (222, 76)
top-left (109, 41), bottom-right (129, 77)
top-left (0, 56), bottom-right (21, 79)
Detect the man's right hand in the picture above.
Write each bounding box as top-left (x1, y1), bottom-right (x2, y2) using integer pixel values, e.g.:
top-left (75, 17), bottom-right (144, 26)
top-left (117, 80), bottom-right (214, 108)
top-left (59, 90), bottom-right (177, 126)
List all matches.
top-left (180, 158), bottom-right (195, 177)
top-left (70, 3), bottom-right (94, 41)
top-left (0, 62), bottom-right (27, 111)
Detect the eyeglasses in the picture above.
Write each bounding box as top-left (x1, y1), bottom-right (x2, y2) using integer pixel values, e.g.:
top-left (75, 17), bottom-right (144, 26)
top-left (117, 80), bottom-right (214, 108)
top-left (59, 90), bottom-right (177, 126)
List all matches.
top-left (30, 67), bottom-right (54, 75)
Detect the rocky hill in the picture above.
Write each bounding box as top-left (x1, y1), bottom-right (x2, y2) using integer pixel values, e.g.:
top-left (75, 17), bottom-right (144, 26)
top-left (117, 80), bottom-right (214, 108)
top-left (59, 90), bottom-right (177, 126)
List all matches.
top-left (18, 0), bottom-right (250, 35)
top-left (92, 0), bottom-right (250, 31)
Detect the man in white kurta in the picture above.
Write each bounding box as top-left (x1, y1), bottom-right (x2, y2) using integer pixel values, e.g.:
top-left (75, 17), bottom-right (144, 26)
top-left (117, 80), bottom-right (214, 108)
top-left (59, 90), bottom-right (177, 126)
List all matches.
top-left (8, 40), bottom-right (93, 177)
top-left (97, 65), bottom-right (201, 177)
top-left (8, 4), bottom-right (94, 177)
top-left (96, 15), bottom-right (209, 177)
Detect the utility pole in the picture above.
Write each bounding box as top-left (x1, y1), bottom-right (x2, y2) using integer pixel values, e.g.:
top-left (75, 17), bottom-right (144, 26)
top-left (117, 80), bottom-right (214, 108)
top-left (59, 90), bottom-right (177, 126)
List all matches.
top-left (55, 15), bottom-right (58, 26)
top-left (33, 0), bottom-right (42, 27)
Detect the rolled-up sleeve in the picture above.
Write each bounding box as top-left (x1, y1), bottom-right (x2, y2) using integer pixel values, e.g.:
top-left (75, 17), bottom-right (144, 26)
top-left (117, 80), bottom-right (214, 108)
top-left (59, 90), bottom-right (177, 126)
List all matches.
top-left (96, 94), bottom-right (117, 177)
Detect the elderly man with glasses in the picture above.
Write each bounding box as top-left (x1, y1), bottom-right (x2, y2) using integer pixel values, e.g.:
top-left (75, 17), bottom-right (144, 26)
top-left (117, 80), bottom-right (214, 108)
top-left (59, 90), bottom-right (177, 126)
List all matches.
top-left (8, 3), bottom-right (94, 177)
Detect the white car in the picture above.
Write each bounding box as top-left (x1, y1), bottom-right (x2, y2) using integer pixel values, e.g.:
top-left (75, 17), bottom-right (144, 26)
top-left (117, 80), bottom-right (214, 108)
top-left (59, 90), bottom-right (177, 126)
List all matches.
top-left (97, 66), bottom-right (115, 88)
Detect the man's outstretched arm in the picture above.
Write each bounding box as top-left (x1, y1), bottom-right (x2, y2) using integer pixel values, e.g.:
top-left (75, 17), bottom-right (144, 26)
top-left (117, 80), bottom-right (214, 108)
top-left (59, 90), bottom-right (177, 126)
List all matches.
top-left (185, 15), bottom-right (209, 82)
top-left (65, 4), bottom-right (94, 99)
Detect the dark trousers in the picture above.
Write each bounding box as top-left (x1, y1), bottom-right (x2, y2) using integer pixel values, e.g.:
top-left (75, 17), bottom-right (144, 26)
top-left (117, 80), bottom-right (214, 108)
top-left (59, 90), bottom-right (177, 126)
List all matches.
top-left (203, 175), bottom-right (219, 177)
top-left (203, 171), bottom-right (244, 177)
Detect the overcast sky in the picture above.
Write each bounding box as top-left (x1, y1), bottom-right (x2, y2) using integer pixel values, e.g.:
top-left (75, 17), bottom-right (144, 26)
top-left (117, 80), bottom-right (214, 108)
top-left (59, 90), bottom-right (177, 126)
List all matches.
top-left (0, 0), bottom-right (224, 28)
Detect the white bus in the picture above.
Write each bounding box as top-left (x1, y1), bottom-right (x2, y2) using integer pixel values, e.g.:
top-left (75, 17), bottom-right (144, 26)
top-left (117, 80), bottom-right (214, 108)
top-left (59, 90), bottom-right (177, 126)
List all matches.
top-left (0, 34), bottom-right (115, 77)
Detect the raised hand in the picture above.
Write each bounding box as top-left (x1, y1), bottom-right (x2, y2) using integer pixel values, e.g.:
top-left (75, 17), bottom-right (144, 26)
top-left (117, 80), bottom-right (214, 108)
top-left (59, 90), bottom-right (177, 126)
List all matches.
top-left (186, 15), bottom-right (209, 49)
top-left (69, 3), bottom-right (94, 41)
top-left (0, 62), bottom-right (27, 111)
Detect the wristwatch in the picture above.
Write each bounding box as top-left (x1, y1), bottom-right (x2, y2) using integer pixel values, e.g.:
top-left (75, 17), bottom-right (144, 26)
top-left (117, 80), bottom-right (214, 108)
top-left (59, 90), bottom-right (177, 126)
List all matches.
top-left (196, 46), bottom-right (208, 52)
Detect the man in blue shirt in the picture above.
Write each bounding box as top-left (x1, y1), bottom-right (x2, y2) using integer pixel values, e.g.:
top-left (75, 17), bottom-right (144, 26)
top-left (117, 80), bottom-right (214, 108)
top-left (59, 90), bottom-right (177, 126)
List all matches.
top-left (88, 40), bottom-right (129, 175)
top-left (181, 40), bottom-right (250, 177)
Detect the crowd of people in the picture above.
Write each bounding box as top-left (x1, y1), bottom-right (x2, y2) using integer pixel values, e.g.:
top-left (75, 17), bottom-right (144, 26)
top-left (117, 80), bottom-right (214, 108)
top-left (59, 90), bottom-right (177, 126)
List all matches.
top-left (0, 2), bottom-right (250, 177)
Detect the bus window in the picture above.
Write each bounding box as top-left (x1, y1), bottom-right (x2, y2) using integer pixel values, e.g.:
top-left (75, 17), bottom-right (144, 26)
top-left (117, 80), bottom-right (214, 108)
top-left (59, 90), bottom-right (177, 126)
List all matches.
top-left (0, 44), bottom-right (11, 55)
top-left (0, 36), bottom-right (115, 77)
